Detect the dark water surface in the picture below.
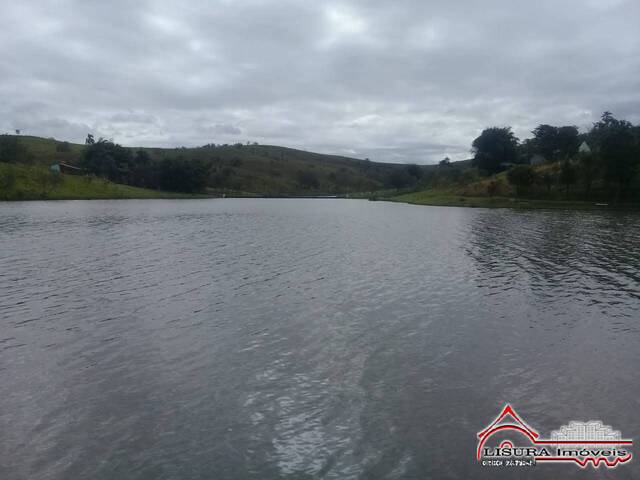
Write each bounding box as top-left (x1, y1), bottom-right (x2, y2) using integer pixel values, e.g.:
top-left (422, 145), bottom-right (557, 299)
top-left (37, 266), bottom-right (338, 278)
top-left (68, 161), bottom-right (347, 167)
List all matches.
top-left (1, 199), bottom-right (639, 479)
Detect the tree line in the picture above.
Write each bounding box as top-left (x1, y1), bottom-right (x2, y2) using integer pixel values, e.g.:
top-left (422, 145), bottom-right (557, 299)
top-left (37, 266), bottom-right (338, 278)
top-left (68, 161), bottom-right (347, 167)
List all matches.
top-left (81, 135), bottom-right (209, 193)
top-left (471, 112), bottom-right (640, 201)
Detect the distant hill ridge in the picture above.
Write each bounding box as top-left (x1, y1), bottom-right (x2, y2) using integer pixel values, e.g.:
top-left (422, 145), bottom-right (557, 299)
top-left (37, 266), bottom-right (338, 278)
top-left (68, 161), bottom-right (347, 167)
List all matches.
top-left (0, 134), bottom-right (456, 196)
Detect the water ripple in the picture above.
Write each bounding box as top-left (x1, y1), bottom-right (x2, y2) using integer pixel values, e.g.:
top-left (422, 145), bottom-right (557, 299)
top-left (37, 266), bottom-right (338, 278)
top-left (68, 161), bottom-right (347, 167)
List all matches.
top-left (1, 200), bottom-right (639, 480)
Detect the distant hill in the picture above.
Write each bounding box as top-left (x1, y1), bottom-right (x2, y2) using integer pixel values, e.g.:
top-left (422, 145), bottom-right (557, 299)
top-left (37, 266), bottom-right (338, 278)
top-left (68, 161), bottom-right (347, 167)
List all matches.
top-left (1, 135), bottom-right (426, 196)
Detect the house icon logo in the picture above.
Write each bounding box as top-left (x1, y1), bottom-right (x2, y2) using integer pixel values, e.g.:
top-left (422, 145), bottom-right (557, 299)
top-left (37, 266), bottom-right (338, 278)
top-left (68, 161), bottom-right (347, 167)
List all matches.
top-left (477, 405), bottom-right (633, 469)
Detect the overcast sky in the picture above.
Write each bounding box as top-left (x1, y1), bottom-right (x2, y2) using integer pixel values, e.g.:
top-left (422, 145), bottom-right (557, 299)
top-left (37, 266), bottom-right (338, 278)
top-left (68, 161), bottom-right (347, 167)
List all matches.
top-left (1, 0), bottom-right (639, 163)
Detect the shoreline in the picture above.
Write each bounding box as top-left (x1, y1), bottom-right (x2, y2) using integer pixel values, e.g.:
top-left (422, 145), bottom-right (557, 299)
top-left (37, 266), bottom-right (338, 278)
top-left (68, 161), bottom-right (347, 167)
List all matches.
top-left (385, 191), bottom-right (640, 210)
top-left (2, 190), bottom-right (639, 211)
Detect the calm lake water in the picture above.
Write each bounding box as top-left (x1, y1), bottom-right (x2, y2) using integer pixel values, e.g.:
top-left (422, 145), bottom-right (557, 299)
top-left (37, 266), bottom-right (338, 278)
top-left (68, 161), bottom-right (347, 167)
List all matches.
top-left (1, 199), bottom-right (639, 479)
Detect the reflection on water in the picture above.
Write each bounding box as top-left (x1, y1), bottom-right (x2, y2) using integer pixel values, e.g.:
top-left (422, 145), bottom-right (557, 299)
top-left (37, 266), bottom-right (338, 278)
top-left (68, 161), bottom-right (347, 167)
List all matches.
top-left (0, 199), bottom-right (638, 480)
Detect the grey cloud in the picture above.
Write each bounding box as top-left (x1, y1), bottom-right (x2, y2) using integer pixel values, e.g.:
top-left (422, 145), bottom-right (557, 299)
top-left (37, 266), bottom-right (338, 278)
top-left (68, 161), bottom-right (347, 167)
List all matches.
top-left (1, 0), bottom-right (639, 163)
top-left (108, 112), bottom-right (158, 124)
top-left (211, 124), bottom-right (242, 135)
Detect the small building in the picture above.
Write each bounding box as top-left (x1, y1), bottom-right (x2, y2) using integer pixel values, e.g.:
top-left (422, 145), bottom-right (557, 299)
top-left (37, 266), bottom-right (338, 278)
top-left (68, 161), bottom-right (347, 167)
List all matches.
top-left (529, 154), bottom-right (546, 166)
top-left (50, 162), bottom-right (84, 175)
top-left (578, 141), bottom-right (591, 154)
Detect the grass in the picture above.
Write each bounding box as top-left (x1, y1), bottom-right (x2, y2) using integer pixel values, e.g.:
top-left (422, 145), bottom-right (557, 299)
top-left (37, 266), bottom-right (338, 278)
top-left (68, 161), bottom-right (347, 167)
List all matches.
top-left (0, 163), bottom-right (203, 200)
top-left (389, 189), bottom-right (633, 210)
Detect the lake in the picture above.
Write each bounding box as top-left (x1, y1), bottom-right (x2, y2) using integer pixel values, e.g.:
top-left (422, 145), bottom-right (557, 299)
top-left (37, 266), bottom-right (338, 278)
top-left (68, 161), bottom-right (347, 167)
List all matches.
top-left (1, 199), bottom-right (639, 479)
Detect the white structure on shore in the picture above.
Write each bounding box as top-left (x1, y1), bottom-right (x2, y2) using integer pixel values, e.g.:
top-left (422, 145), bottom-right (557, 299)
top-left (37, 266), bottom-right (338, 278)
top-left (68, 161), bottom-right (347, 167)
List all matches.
top-left (579, 141), bottom-right (592, 154)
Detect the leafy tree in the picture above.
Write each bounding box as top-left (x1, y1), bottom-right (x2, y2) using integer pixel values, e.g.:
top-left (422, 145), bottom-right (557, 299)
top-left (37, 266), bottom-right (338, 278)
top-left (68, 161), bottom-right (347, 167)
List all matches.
top-left (559, 160), bottom-right (578, 195)
top-left (595, 115), bottom-right (638, 200)
top-left (134, 150), bottom-right (150, 164)
top-left (439, 157), bottom-right (451, 167)
top-left (387, 170), bottom-right (413, 190)
top-left (531, 124), bottom-right (558, 159)
top-left (472, 127), bottom-right (519, 174)
top-left (588, 111), bottom-right (621, 149)
top-left (85, 134), bottom-right (95, 145)
top-left (297, 170), bottom-right (320, 189)
top-left (81, 139), bottom-right (132, 182)
top-left (158, 158), bottom-right (209, 193)
top-left (530, 124), bottom-right (579, 161)
top-left (129, 150), bottom-right (155, 188)
top-left (406, 164), bottom-right (423, 180)
top-left (578, 152), bottom-right (597, 197)
top-left (555, 126), bottom-right (580, 159)
top-left (518, 138), bottom-right (536, 161)
top-left (506, 165), bottom-right (535, 196)
top-left (0, 135), bottom-right (19, 162)
top-left (210, 166), bottom-right (235, 188)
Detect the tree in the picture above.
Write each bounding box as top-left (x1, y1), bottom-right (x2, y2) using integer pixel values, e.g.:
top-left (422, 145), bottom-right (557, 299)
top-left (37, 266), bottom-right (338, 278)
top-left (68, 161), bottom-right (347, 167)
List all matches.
top-left (555, 126), bottom-right (580, 160)
top-left (582, 112), bottom-right (640, 200)
top-left (297, 170), bottom-right (319, 189)
top-left (129, 150), bottom-right (155, 187)
top-left (506, 165), bottom-right (535, 197)
top-left (0, 135), bottom-right (19, 162)
top-left (531, 124), bottom-right (558, 159)
top-left (531, 124), bottom-right (580, 161)
top-left (578, 152), bottom-right (597, 198)
top-left (406, 164), bottom-right (423, 180)
top-left (85, 134), bottom-right (95, 145)
top-left (595, 115), bottom-right (638, 200)
top-left (518, 138), bottom-right (536, 161)
top-left (559, 160), bottom-right (578, 195)
top-left (158, 158), bottom-right (209, 193)
top-left (81, 139), bottom-right (133, 182)
top-left (439, 157), bottom-right (451, 167)
top-left (472, 127), bottom-right (519, 174)
top-left (387, 170), bottom-right (412, 190)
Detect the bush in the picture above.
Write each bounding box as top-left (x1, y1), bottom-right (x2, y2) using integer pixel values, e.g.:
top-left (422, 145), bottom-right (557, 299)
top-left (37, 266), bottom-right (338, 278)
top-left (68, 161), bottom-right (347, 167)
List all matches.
top-left (0, 166), bottom-right (17, 196)
top-left (0, 135), bottom-right (32, 163)
top-left (507, 165), bottom-right (535, 197)
top-left (297, 170), bottom-right (320, 189)
top-left (486, 180), bottom-right (499, 197)
top-left (559, 160), bottom-right (578, 195)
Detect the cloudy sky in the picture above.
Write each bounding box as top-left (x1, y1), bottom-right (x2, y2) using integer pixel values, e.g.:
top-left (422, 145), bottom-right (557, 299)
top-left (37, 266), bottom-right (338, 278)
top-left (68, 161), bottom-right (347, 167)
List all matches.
top-left (1, 0), bottom-right (639, 163)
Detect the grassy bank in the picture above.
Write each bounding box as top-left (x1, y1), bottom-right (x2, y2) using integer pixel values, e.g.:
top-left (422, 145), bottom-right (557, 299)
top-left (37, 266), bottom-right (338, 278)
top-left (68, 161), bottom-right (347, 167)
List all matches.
top-left (389, 189), bottom-right (635, 210)
top-left (0, 163), bottom-right (202, 200)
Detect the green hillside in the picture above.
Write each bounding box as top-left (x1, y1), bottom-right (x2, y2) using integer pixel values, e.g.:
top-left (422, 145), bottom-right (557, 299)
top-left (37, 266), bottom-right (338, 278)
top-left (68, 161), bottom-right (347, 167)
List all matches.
top-left (0, 135), bottom-right (413, 198)
top-left (0, 162), bottom-right (193, 200)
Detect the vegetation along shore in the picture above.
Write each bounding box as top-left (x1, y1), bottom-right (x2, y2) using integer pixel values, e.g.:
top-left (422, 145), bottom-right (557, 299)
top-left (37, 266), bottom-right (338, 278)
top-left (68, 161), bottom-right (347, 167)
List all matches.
top-left (1, 111), bottom-right (639, 208)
